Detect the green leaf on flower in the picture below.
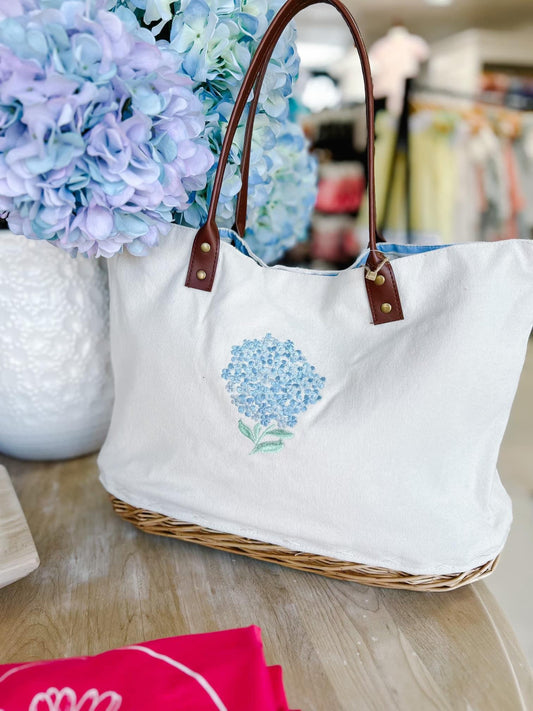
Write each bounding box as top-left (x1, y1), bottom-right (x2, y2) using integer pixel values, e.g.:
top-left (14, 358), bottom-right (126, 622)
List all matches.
top-left (238, 420), bottom-right (255, 441)
top-left (253, 423), bottom-right (262, 440)
top-left (252, 440), bottom-right (284, 453)
top-left (267, 429), bottom-right (294, 439)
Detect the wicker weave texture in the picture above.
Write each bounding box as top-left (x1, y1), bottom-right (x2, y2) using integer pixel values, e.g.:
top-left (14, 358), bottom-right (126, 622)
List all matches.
top-left (110, 497), bottom-right (498, 591)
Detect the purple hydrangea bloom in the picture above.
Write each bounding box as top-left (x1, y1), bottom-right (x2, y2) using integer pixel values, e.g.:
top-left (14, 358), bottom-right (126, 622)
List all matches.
top-left (0, 0), bottom-right (214, 256)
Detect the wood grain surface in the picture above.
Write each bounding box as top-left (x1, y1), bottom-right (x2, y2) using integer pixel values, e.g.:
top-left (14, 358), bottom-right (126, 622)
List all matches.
top-left (0, 465), bottom-right (39, 589)
top-left (0, 453), bottom-right (531, 711)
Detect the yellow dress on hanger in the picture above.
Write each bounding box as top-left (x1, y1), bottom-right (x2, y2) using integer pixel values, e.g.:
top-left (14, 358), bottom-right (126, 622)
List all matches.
top-left (360, 111), bottom-right (459, 243)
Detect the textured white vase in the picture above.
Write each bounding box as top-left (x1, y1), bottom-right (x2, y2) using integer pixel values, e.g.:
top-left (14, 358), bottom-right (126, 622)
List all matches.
top-left (0, 231), bottom-right (113, 460)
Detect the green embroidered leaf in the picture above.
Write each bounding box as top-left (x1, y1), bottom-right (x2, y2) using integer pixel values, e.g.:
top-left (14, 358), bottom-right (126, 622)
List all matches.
top-left (253, 423), bottom-right (262, 440)
top-left (238, 420), bottom-right (255, 442)
top-left (252, 439), bottom-right (284, 454)
top-left (267, 429), bottom-right (294, 439)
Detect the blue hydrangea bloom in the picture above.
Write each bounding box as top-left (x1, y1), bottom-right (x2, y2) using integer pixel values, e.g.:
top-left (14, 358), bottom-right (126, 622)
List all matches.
top-left (114, 0), bottom-right (318, 263)
top-left (222, 333), bottom-right (325, 453)
top-left (244, 121), bottom-right (318, 264)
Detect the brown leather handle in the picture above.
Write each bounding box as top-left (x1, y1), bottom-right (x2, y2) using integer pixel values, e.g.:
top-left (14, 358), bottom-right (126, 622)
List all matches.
top-left (232, 59), bottom-right (269, 238)
top-left (211, 0), bottom-right (376, 244)
top-left (185, 0), bottom-right (404, 326)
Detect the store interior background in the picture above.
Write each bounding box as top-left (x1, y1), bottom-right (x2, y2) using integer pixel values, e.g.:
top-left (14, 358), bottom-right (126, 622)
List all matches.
top-left (283, 0), bottom-right (533, 665)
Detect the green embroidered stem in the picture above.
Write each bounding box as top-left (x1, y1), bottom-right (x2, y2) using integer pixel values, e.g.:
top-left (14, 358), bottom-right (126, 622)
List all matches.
top-left (238, 419), bottom-right (294, 454)
top-left (250, 424), bottom-right (277, 454)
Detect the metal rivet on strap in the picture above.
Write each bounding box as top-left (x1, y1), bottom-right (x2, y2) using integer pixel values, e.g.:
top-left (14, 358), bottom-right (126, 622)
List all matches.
top-left (200, 242), bottom-right (211, 253)
top-left (375, 275), bottom-right (385, 286)
top-left (196, 270), bottom-right (207, 281)
top-left (380, 303), bottom-right (392, 314)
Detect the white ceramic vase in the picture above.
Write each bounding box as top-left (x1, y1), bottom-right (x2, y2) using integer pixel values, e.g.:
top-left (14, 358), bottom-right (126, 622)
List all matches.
top-left (0, 231), bottom-right (113, 460)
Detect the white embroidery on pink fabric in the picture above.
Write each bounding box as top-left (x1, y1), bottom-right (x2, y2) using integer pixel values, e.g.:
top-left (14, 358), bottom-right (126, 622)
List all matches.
top-left (0, 645), bottom-right (227, 711)
top-left (0, 662), bottom-right (51, 687)
top-left (28, 688), bottom-right (122, 711)
top-left (125, 646), bottom-right (228, 711)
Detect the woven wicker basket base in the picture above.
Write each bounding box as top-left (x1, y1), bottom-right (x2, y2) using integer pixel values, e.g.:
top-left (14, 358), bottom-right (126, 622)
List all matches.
top-left (110, 497), bottom-right (499, 591)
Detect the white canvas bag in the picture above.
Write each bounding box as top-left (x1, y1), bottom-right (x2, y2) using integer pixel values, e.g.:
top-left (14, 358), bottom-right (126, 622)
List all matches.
top-left (99, 0), bottom-right (533, 589)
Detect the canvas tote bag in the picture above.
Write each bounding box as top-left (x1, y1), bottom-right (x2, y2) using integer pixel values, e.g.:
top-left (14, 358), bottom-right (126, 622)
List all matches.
top-left (99, 0), bottom-right (533, 591)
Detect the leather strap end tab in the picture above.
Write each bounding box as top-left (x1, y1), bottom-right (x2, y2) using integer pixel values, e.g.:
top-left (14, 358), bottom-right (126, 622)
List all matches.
top-left (364, 256), bottom-right (404, 325)
top-left (185, 224), bottom-right (220, 292)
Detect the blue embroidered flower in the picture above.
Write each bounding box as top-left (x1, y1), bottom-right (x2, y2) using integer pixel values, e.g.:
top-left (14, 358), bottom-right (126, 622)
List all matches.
top-left (221, 333), bottom-right (325, 453)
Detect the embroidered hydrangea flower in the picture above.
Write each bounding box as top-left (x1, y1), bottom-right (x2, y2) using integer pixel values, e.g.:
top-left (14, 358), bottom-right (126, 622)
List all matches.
top-left (0, 0), bottom-right (214, 256)
top-left (221, 333), bottom-right (325, 453)
top-left (115, 0), bottom-right (317, 263)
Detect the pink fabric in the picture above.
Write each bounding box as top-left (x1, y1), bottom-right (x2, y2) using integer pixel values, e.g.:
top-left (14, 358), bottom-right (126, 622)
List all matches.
top-left (500, 140), bottom-right (526, 240)
top-left (315, 174), bottom-right (365, 214)
top-left (0, 627), bottom-right (298, 711)
top-left (311, 219), bottom-right (360, 262)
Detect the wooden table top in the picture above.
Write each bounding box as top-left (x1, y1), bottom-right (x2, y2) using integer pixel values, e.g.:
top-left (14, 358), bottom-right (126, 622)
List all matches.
top-left (0, 453), bottom-right (531, 711)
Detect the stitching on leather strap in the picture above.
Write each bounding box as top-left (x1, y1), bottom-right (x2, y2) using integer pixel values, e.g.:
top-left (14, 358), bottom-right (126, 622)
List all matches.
top-left (387, 264), bottom-right (404, 319)
top-left (367, 283), bottom-right (378, 323)
top-left (206, 237), bottom-right (219, 290)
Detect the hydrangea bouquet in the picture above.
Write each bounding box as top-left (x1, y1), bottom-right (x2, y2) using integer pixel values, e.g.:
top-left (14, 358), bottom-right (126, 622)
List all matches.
top-left (0, 0), bottom-right (317, 261)
top-left (0, 0), bottom-right (214, 256)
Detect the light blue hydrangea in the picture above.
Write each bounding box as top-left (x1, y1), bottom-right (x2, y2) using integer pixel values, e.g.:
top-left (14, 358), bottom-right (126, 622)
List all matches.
top-left (221, 333), bottom-right (325, 453)
top-left (0, 0), bottom-right (214, 256)
top-left (244, 121), bottom-right (318, 264)
top-left (114, 0), bottom-right (317, 263)
top-left (127, 0), bottom-right (174, 25)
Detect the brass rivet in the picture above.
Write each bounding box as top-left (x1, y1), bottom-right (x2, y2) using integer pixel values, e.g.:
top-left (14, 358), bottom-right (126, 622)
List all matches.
top-left (380, 303), bottom-right (392, 314)
top-left (375, 274), bottom-right (386, 286)
top-left (200, 242), bottom-right (211, 253)
top-left (196, 270), bottom-right (207, 281)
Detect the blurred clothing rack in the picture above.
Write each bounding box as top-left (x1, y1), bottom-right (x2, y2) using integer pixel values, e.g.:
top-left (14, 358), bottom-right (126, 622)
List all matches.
top-left (369, 85), bottom-right (533, 245)
top-left (413, 83), bottom-right (533, 112)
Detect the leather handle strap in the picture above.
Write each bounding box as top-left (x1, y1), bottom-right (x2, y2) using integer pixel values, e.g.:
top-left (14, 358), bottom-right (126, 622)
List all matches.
top-left (206, 0), bottom-right (377, 244)
top-left (185, 0), bottom-right (404, 326)
top-left (232, 58), bottom-right (269, 238)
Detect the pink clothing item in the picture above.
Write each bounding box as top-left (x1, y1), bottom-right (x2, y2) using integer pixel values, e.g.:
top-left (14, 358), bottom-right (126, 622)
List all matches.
top-left (315, 174), bottom-right (365, 214)
top-left (0, 627), bottom-right (298, 711)
top-left (369, 28), bottom-right (429, 115)
top-left (311, 216), bottom-right (361, 262)
top-left (500, 140), bottom-right (526, 240)
top-left (477, 164), bottom-right (488, 215)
